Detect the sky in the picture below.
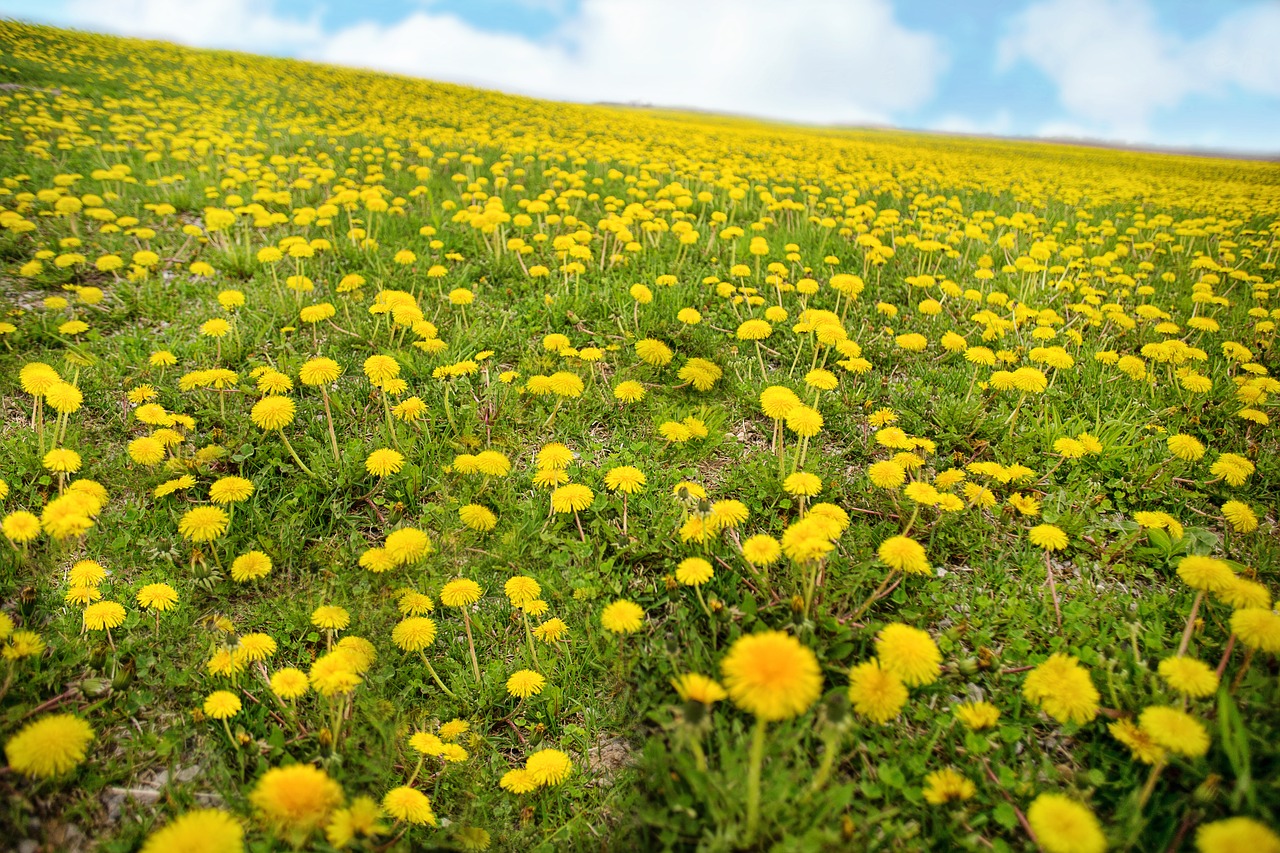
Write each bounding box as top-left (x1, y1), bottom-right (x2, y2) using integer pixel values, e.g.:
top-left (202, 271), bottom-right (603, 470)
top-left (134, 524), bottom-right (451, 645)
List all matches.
top-left (2, 0), bottom-right (1278, 155)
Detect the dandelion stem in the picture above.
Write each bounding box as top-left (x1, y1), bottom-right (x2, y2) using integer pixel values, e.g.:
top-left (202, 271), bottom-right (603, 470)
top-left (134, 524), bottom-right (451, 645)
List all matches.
top-left (462, 610), bottom-right (481, 682)
top-left (1230, 647), bottom-right (1255, 693)
top-left (222, 717), bottom-right (238, 752)
top-left (1214, 633), bottom-right (1236, 679)
top-left (1137, 758), bottom-right (1165, 809)
top-left (1176, 590), bottom-right (1204, 657)
top-left (808, 726), bottom-right (843, 793)
top-left (277, 430), bottom-right (315, 477)
top-left (745, 717), bottom-right (767, 841)
top-left (849, 571), bottom-right (899, 624)
top-left (419, 652), bottom-right (456, 698)
top-left (320, 386), bottom-right (341, 463)
top-left (406, 754), bottom-right (425, 787)
top-left (522, 612), bottom-right (540, 670)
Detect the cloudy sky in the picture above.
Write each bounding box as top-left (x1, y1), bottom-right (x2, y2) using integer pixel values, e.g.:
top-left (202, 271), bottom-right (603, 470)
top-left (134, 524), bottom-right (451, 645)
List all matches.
top-left (3, 0), bottom-right (1279, 154)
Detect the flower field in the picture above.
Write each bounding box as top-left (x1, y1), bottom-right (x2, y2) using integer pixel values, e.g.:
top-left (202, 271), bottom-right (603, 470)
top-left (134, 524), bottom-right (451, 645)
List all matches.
top-left (1, 19), bottom-right (1279, 852)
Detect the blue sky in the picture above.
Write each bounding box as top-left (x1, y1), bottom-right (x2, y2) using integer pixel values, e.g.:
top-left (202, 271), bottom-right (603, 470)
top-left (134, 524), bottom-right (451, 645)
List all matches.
top-left (3, 0), bottom-right (1278, 154)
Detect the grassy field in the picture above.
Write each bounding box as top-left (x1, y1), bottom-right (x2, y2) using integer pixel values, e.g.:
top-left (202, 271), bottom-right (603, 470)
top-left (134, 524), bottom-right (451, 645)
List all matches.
top-left (0, 19), bottom-right (1278, 853)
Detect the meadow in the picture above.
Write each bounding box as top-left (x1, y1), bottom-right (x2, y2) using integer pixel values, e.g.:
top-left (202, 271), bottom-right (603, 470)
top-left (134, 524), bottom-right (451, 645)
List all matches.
top-left (0, 19), bottom-right (1278, 853)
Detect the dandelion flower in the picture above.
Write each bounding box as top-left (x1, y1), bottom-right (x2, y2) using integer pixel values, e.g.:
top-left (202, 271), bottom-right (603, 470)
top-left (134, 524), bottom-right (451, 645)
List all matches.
top-left (876, 623), bottom-right (941, 686)
top-left (922, 768), bottom-right (976, 805)
top-left (136, 583), bottom-right (178, 612)
top-left (600, 599), bottom-right (644, 634)
top-left (270, 669), bottom-right (309, 701)
top-left (178, 506), bottom-right (229, 542)
top-left (525, 748), bottom-right (572, 786)
top-left (299, 357), bottom-right (342, 386)
top-left (4, 714), bottom-right (94, 778)
top-left (1139, 706), bottom-right (1209, 758)
top-left (551, 483), bottom-right (594, 513)
top-left (1218, 578), bottom-right (1271, 610)
top-left (954, 701), bottom-right (1000, 730)
top-left (721, 631), bottom-right (822, 721)
top-left (500, 769), bottom-right (537, 794)
top-left (783, 472), bottom-right (823, 497)
top-left (209, 476), bottom-right (254, 504)
top-left (3, 511), bottom-right (41, 544)
top-left (1157, 656), bottom-right (1219, 698)
top-left (1026, 794), bottom-right (1106, 853)
top-left (1230, 608), bottom-right (1280, 653)
top-left (1177, 555), bottom-right (1234, 593)
top-left (877, 536), bottom-right (930, 575)
top-left (604, 466), bottom-right (646, 494)
top-left (672, 673), bottom-right (728, 704)
top-left (459, 504), bottom-right (497, 531)
top-left (83, 601), bottom-right (126, 632)
top-left (69, 559), bottom-right (106, 586)
top-left (785, 405), bottom-right (823, 437)
top-left (504, 576), bottom-right (541, 607)
top-left (365, 449), bottom-right (404, 477)
top-left (140, 809), bottom-right (244, 853)
top-left (533, 618), bottom-right (569, 644)
top-left (385, 527), bottom-right (432, 565)
top-left (439, 719), bottom-right (470, 740)
top-left (847, 659), bottom-right (908, 724)
top-left (441, 579), bottom-right (483, 608)
top-left (1023, 654), bottom-right (1099, 725)
top-left (43, 448), bottom-right (82, 474)
top-left (204, 690), bottom-right (241, 719)
top-left (250, 764), bottom-right (343, 843)
top-left (1195, 817), bottom-right (1280, 853)
top-left (868, 460), bottom-right (906, 489)
top-left (1221, 501), bottom-right (1258, 533)
top-left (741, 534), bottom-right (782, 567)
top-left (392, 617), bottom-right (437, 652)
top-left (675, 557), bottom-right (713, 586)
top-left (1109, 718), bottom-right (1165, 764)
top-left (128, 436), bottom-right (166, 466)
top-left (613, 380), bottom-right (646, 403)
top-left (311, 605), bottom-right (350, 631)
top-left (231, 551), bottom-right (272, 582)
top-left (382, 786), bottom-right (436, 826)
top-left (250, 396), bottom-right (295, 431)
top-left (635, 338), bottom-right (673, 367)
top-left (506, 669), bottom-right (546, 699)
top-left (1167, 434), bottom-right (1205, 461)
top-left (1028, 524), bottom-right (1069, 551)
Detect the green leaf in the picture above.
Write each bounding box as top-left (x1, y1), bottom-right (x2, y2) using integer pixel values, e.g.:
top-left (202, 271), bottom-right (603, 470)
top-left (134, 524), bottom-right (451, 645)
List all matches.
top-left (879, 763), bottom-right (905, 789)
top-left (993, 802), bottom-right (1019, 830)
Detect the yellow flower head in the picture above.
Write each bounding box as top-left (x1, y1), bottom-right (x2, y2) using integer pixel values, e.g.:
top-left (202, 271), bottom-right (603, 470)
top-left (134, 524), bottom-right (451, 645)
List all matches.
top-left (3, 713), bottom-right (93, 778)
top-left (721, 630), bottom-right (822, 722)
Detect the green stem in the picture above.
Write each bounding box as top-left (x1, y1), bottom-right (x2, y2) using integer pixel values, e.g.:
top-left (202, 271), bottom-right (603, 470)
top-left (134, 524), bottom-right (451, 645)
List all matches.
top-left (746, 717), bottom-right (767, 841)
top-left (522, 612), bottom-right (540, 670)
top-left (462, 610), bottom-right (481, 682)
top-left (419, 653), bottom-right (456, 698)
top-left (1137, 759), bottom-right (1165, 809)
top-left (320, 386), bottom-right (341, 463)
top-left (808, 727), bottom-right (842, 792)
top-left (1176, 590), bottom-right (1204, 657)
top-left (277, 430), bottom-right (315, 477)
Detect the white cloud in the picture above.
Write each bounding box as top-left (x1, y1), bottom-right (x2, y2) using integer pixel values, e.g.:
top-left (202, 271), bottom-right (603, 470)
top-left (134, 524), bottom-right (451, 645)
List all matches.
top-left (64, 0), bottom-right (325, 53)
top-left (64, 0), bottom-right (949, 127)
top-left (930, 111), bottom-right (1013, 137)
top-left (999, 0), bottom-right (1280, 138)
